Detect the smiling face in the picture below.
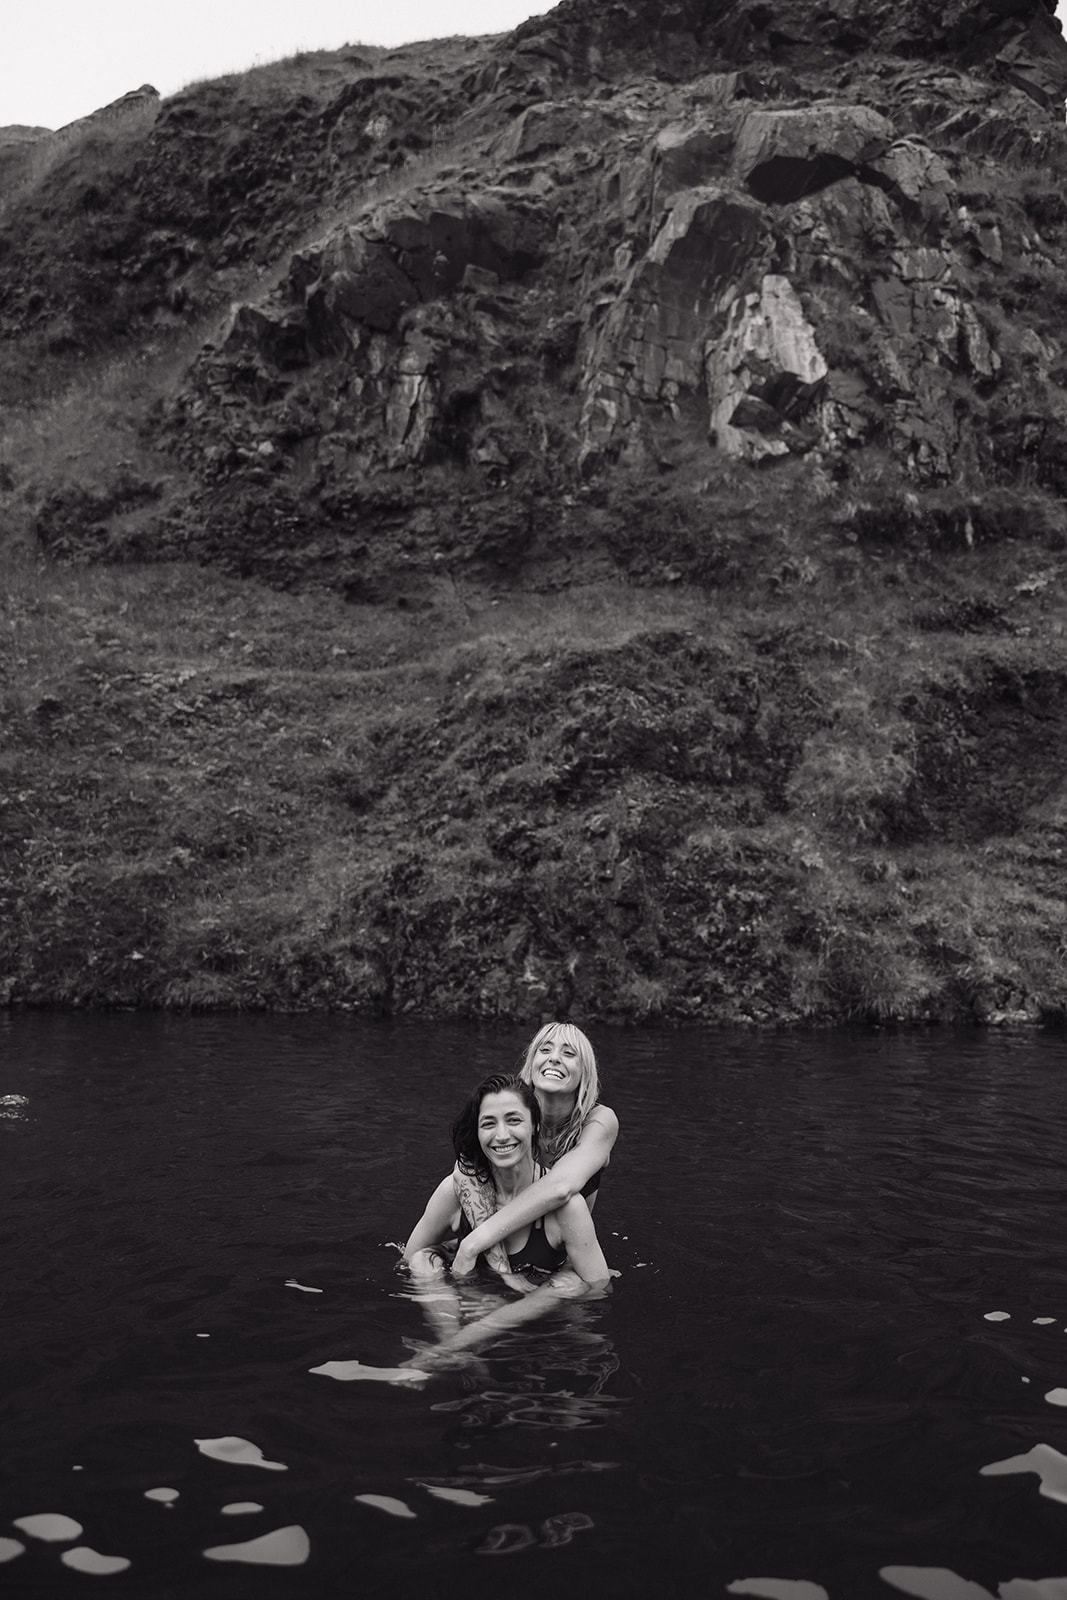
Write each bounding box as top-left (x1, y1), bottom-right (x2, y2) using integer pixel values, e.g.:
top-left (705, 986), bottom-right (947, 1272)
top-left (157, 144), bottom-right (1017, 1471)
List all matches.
top-left (477, 1089), bottom-right (536, 1172)
top-left (528, 1026), bottom-right (584, 1100)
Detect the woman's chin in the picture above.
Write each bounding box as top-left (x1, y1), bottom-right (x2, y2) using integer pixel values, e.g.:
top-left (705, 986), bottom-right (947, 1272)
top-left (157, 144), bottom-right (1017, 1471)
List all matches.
top-left (535, 1083), bottom-right (575, 1105)
top-left (486, 1151), bottom-right (532, 1177)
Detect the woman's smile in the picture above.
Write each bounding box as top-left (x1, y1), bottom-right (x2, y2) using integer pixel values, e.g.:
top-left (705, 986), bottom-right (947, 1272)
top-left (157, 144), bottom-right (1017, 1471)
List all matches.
top-left (532, 1036), bottom-right (580, 1091)
top-left (477, 1090), bottom-right (535, 1172)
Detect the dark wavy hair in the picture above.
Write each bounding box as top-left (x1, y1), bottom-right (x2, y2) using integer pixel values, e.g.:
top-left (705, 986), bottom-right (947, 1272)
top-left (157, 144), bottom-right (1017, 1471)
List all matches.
top-left (451, 1073), bottom-right (541, 1182)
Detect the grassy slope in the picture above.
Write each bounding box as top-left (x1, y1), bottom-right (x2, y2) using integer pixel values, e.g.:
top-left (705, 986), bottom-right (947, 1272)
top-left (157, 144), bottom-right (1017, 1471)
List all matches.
top-left (3, 535), bottom-right (1066, 1024)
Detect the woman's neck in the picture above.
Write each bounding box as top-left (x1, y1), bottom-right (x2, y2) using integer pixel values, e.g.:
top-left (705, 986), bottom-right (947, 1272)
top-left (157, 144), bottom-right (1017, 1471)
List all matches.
top-left (536, 1088), bottom-right (576, 1136)
top-left (491, 1152), bottom-right (536, 1201)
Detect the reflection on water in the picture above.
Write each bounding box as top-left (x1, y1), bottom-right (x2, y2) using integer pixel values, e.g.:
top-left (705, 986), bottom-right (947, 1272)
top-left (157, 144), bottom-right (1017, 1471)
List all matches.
top-left (202, 1523), bottom-right (310, 1566)
top-left (194, 1437), bottom-right (288, 1471)
top-left (980, 1441), bottom-right (1067, 1504)
top-left (355, 1493), bottom-right (418, 1519)
top-left (474, 1511), bottom-right (594, 1554)
top-left (12, 1514), bottom-right (83, 1542)
top-left (4, 1013), bottom-right (1067, 1596)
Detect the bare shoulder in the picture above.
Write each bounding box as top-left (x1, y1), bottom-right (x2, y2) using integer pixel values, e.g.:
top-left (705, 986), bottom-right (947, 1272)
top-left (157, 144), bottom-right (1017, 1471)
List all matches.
top-left (557, 1191), bottom-right (593, 1223)
top-left (545, 1191), bottom-right (592, 1246)
top-left (584, 1103), bottom-right (619, 1138)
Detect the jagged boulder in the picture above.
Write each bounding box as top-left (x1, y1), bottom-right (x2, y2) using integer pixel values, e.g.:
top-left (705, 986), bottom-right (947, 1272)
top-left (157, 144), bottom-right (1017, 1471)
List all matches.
top-left (707, 274), bottom-right (828, 461)
top-left (734, 104), bottom-right (896, 201)
top-left (196, 181), bottom-right (556, 472)
top-left (494, 99), bottom-right (620, 160)
top-left (652, 120), bottom-right (735, 197)
top-left (264, 185), bottom-right (551, 356)
top-left (579, 186), bottom-right (770, 465)
top-left (291, 227), bottom-right (418, 340)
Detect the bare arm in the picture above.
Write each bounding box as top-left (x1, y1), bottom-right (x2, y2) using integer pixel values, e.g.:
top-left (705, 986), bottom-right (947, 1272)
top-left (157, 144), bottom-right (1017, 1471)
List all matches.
top-left (402, 1174), bottom-right (461, 1276)
top-left (407, 1170), bottom-right (534, 1295)
top-left (548, 1194), bottom-right (611, 1290)
top-left (401, 1191), bottom-right (612, 1371)
top-left (451, 1165), bottom-right (513, 1278)
top-left (411, 1267), bottom-right (611, 1366)
top-left (452, 1106), bottom-right (618, 1276)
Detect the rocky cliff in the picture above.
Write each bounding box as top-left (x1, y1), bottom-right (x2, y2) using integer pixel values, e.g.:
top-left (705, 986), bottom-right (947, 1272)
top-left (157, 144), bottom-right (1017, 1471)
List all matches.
top-left (3, 0), bottom-right (1067, 1025)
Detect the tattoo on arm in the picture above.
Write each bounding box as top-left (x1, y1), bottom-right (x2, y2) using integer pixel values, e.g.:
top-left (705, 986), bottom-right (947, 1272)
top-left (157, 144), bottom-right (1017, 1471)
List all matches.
top-left (452, 1165), bottom-right (512, 1276)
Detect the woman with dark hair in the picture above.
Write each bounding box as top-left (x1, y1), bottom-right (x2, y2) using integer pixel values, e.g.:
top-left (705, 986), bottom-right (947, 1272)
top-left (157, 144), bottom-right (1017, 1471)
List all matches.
top-left (401, 1073), bottom-right (610, 1359)
top-left (450, 1022), bottom-right (619, 1281)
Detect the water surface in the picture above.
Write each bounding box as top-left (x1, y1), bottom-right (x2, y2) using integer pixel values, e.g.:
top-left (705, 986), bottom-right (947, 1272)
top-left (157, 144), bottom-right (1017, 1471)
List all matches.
top-left (2, 1014), bottom-right (1067, 1598)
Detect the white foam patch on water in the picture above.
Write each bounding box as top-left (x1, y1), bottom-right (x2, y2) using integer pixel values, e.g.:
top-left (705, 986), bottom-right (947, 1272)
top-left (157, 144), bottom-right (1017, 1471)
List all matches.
top-left (196, 1333), bottom-right (210, 1338)
top-left (0, 1538), bottom-right (25, 1563)
top-left (420, 1485), bottom-right (494, 1506)
top-left (726, 1581), bottom-right (830, 1600)
top-left (285, 1279), bottom-right (323, 1293)
top-left (203, 1525), bottom-right (309, 1566)
top-left (194, 1437), bottom-right (287, 1471)
top-left (144, 1488), bottom-right (179, 1505)
top-left (1046, 1390), bottom-right (1067, 1406)
top-left (880, 1567), bottom-right (994, 1598)
top-left (1024, 1378), bottom-right (1031, 1383)
top-left (985, 1312), bottom-right (1011, 1322)
top-left (354, 1494), bottom-right (416, 1519)
top-left (13, 1513), bottom-right (83, 1542)
top-left (310, 1360), bottom-right (428, 1384)
top-left (221, 1503), bottom-right (264, 1516)
top-left (981, 1444), bottom-right (1067, 1504)
top-left (1035, 1318), bottom-right (1057, 1325)
top-left (999, 1578), bottom-right (1067, 1598)
top-left (61, 1546), bottom-right (132, 1575)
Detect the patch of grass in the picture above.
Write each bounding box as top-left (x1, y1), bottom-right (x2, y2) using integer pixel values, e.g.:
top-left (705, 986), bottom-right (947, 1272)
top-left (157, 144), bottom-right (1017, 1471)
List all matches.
top-left (0, 100), bottom-right (159, 221)
top-left (4, 555), bottom-right (1067, 1023)
top-left (785, 682), bottom-right (920, 844)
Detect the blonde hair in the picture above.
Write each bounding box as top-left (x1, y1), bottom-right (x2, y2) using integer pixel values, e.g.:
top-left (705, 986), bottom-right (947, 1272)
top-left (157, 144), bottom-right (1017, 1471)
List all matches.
top-left (518, 1021), bottom-right (600, 1164)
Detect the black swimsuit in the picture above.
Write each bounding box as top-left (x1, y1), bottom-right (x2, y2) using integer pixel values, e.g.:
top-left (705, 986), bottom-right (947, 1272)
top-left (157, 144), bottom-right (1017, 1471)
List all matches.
top-left (455, 1208), bottom-right (567, 1276)
top-left (504, 1214), bottom-right (568, 1276)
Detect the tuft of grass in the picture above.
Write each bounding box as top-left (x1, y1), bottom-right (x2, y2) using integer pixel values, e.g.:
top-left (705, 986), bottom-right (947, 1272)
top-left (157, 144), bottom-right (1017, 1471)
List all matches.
top-left (785, 683), bottom-right (920, 845)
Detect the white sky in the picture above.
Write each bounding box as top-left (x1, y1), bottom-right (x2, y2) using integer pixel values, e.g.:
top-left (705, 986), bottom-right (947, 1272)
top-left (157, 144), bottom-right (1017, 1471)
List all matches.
top-left (4, 0), bottom-right (1066, 133)
top-left (2, 2), bottom-right (550, 131)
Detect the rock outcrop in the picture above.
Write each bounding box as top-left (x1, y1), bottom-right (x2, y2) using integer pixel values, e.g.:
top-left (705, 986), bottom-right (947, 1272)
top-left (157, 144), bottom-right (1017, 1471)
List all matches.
top-left (2, 0), bottom-right (1065, 570)
top-left (94, 0), bottom-right (1062, 593)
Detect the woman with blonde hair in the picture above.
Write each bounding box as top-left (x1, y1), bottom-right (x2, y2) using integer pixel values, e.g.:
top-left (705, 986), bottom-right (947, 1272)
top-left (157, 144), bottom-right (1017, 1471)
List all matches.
top-left (449, 1020), bottom-right (618, 1283)
top-left (399, 1069), bottom-right (612, 1366)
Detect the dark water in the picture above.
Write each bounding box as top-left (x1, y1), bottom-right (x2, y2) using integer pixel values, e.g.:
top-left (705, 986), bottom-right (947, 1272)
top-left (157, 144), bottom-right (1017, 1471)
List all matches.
top-left (3, 1014), bottom-right (1067, 1599)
